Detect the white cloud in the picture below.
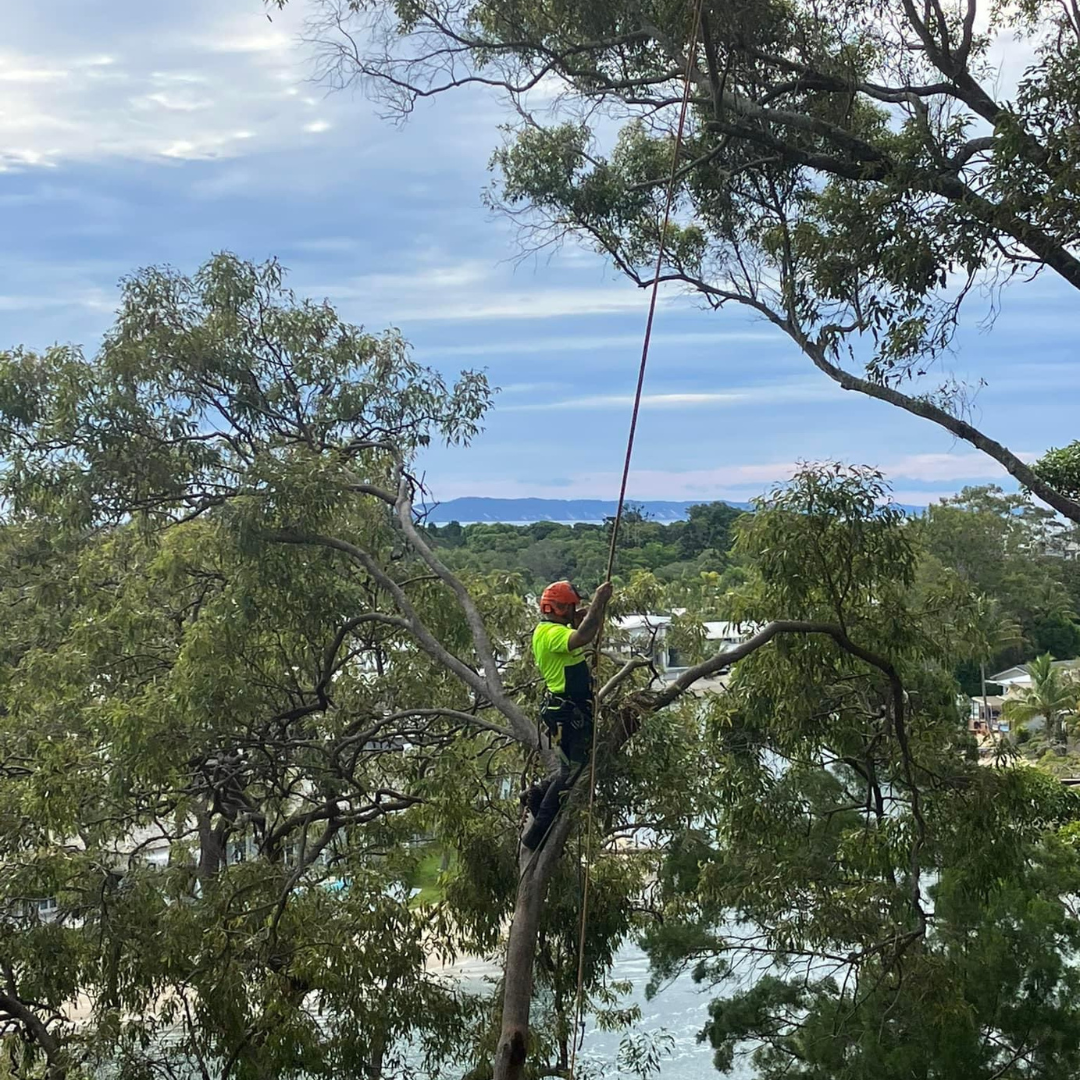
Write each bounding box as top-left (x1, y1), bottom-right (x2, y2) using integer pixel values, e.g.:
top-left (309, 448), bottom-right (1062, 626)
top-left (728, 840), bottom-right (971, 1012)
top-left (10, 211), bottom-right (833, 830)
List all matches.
top-left (208, 30), bottom-right (292, 55)
top-left (0, 149), bottom-right (58, 171)
top-left (432, 450), bottom-right (1038, 502)
top-left (0, 289), bottom-right (113, 313)
top-left (150, 71), bottom-right (210, 85)
top-left (339, 260), bottom-right (492, 293)
top-left (419, 329), bottom-right (780, 357)
top-left (317, 246), bottom-right (728, 324)
top-left (504, 382), bottom-right (839, 411)
top-left (160, 131), bottom-right (254, 161)
top-left (326, 277), bottom-right (680, 323)
top-left (137, 91), bottom-right (213, 112)
top-left (0, 66), bottom-right (69, 83)
top-left (0, 4), bottom-right (365, 168)
top-left (876, 451), bottom-right (1036, 482)
top-left (401, 286), bottom-right (655, 321)
top-left (497, 382), bottom-right (565, 395)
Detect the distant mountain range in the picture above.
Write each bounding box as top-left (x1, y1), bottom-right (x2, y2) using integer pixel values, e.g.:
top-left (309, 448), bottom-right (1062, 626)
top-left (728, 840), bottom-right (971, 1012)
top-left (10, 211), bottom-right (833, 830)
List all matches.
top-left (420, 497), bottom-right (747, 524)
top-left (419, 496), bottom-right (929, 524)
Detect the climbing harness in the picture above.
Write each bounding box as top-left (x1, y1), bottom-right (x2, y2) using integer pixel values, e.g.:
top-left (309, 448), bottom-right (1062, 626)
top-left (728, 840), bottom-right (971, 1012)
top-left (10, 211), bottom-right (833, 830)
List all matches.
top-left (567, 0), bottom-right (705, 1073)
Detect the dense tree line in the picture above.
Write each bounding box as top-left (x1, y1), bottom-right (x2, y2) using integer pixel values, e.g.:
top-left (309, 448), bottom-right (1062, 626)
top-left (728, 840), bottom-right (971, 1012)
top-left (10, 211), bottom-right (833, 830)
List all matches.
top-left (918, 487), bottom-right (1080, 689)
top-left (425, 501), bottom-right (746, 596)
top-left (427, 487), bottom-right (1080, 681)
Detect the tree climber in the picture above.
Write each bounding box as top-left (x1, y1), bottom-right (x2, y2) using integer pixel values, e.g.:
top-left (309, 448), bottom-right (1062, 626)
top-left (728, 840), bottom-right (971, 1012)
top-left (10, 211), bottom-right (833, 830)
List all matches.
top-left (521, 579), bottom-right (613, 850)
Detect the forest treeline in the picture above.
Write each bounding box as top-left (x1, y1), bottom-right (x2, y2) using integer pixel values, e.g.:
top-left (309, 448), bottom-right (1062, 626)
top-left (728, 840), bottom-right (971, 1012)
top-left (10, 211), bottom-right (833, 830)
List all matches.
top-left (429, 487), bottom-right (1080, 687)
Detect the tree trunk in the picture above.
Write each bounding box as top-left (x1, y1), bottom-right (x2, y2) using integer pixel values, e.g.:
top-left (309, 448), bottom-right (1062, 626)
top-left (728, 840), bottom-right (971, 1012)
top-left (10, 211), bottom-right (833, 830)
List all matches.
top-left (490, 702), bottom-right (644, 1079)
top-left (368, 1025), bottom-right (386, 1079)
top-left (492, 817), bottom-right (574, 1080)
top-left (196, 808), bottom-right (228, 881)
top-left (980, 662), bottom-right (994, 747)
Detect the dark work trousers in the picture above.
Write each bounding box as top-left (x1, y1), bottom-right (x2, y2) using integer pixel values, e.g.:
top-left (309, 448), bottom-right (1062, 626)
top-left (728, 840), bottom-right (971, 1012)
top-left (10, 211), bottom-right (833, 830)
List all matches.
top-left (522, 695), bottom-right (594, 850)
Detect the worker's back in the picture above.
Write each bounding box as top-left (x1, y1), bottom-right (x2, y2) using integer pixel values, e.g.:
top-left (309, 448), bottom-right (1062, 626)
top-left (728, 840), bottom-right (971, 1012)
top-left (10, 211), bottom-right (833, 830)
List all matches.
top-left (532, 620), bottom-right (590, 701)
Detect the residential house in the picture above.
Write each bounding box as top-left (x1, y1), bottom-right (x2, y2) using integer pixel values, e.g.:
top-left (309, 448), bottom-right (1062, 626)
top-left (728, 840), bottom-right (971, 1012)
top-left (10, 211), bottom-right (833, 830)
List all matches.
top-left (610, 613), bottom-right (752, 690)
top-left (986, 659), bottom-right (1080, 693)
top-left (981, 659), bottom-right (1080, 736)
top-left (969, 695), bottom-right (1005, 736)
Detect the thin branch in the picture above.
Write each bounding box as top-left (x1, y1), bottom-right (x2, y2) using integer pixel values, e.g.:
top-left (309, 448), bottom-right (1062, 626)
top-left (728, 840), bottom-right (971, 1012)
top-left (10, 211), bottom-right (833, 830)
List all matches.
top-left (598, 656), bottom-right (652, 700)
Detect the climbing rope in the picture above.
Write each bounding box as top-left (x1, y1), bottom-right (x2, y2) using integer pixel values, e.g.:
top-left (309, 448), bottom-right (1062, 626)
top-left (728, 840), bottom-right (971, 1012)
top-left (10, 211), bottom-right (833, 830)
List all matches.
top-left (567, 0), bottom-right (705, 1073)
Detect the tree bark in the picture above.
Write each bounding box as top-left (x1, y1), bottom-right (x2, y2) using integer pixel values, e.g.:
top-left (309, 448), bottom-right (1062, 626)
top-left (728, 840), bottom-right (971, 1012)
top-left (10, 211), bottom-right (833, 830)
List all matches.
top-left (981, 661), bottom-right (994, 747)
top-left (196, 807), bottom-right (228, 881)
top-left (493, 813), bottom-right (575, 1080)
top-left (0, 980), bottom-right (66, 1080)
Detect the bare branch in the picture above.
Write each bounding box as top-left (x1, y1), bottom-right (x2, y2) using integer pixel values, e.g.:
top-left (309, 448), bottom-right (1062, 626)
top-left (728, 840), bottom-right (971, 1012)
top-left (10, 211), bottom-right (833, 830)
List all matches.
top-left (598, 656), bottom-right (652, 700)
top-left (261, 528), bottom-right (535, 740)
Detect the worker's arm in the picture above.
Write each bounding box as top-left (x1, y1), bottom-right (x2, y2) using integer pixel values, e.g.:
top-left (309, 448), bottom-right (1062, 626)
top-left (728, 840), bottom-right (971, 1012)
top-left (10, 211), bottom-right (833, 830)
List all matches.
top-left (567, 582), bottom-right (613, 650)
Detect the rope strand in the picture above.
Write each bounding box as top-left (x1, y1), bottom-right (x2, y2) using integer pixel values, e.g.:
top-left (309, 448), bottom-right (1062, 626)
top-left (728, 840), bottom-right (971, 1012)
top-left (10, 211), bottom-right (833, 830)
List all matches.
top-left (568, 2), bottom-right (704, 1073)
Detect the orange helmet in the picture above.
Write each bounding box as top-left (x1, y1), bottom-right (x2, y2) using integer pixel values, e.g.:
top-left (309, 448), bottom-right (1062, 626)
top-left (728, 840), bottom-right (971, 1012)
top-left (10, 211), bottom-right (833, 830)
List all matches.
top-left (540, 580), bottom-right (581, 615)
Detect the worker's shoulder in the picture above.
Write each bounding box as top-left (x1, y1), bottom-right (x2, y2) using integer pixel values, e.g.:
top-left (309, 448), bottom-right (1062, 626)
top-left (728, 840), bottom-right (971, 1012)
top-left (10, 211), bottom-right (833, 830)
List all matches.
top-left (533, 621), bottom-right (573, 651)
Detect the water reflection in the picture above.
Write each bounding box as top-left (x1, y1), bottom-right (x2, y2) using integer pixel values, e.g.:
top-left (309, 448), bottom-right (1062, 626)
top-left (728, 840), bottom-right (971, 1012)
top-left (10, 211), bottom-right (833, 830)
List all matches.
top-left (435, 944), bottom-right (747, 1079)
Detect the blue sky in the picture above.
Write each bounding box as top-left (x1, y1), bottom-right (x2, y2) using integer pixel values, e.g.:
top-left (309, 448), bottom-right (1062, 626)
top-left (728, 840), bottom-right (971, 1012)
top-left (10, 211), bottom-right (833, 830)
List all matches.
top-left (1, 0), bottom-right (1075, 508)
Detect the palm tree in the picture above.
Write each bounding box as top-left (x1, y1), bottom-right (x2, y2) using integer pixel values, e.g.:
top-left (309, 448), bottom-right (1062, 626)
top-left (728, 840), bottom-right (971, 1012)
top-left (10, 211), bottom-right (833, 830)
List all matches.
top-left (973, 598), bottom-right (1023, 743)
top-left (1002, 653), bottom-right (1080, 746)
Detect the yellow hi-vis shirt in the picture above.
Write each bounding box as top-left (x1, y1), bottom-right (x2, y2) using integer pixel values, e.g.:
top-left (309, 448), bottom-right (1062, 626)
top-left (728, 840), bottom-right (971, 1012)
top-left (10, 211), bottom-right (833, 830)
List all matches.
top-left (532, 621), bottom-right (591, 699)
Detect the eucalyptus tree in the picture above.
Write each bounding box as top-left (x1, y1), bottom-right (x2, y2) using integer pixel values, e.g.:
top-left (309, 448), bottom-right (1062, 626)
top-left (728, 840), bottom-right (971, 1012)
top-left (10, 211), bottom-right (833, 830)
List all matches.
top-left (646, 469), bottom-right (1080, 1080)
top-left (4, 255), bottom-right (1078, 1080)
top-left (0, 255), bottom-right (743, 1080)
top-left (287, 0), bottom-right (1080, 519)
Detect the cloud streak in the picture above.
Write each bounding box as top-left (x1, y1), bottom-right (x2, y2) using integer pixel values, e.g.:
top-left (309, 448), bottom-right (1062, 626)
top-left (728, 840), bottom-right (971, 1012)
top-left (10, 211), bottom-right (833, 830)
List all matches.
top-left (418, 328), bottom-right (781, 357)
top-left (502, 381), bottom-right (841, 411)
top-left (433, 451), bottom-right (1038, 503)
top-left (0, 3), bottom-right (357, 169)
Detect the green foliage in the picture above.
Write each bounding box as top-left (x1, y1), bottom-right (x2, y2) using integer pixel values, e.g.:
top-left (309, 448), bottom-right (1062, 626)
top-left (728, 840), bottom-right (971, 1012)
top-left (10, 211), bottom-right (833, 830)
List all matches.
top-left (642, 465), bottom-right (1080, 1079)
top-left (4, 251), bottom-right (1080, 1079)
top-left (0, 256), bottom-right (676, 1080)
top-left (426, 501), bottom-right (747, 603)
top-left (918, 485), bottom-right (1080, 668)
top-left (1034, 442), bottom-right (1080, 500)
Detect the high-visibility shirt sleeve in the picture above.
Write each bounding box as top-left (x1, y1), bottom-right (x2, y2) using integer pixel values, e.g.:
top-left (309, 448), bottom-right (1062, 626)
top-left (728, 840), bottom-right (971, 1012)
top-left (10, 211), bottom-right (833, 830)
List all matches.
top-left (538, 623), bottom-right (573, 655)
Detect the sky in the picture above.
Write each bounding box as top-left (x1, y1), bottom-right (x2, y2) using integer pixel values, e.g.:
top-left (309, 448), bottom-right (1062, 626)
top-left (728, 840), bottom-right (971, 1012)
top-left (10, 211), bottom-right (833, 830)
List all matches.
top-left (0, 0), bottom-right (1076, 510)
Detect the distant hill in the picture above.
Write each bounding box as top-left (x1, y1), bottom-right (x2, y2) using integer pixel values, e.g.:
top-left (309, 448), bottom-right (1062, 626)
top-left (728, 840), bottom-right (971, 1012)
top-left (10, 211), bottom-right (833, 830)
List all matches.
top-left (419, 497), bottom-right (748, 524)
top-left (419, 496), bottom-right (929, 524)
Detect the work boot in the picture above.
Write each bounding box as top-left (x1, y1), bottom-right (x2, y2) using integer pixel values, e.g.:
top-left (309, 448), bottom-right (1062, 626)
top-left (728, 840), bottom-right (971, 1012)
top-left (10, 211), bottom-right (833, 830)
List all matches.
top-left (521, 776), bottom-right (567, 850)
top-left (520, 781), bottom-right (548, 818)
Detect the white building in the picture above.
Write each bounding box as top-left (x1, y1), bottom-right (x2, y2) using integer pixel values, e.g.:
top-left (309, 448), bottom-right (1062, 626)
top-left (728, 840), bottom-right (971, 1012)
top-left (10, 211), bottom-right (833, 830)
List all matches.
top-left (611, 613), bottom-right (752, 684)
top-left (986, 659), bottom-right (1080, 692)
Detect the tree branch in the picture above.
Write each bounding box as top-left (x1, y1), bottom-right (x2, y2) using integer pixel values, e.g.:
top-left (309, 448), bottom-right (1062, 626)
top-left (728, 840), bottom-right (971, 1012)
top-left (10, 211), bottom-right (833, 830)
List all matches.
top-left (0, 972), bottom-right (65, 1080)
top-left (261, 529), bottom-right (535, 740)
top-left (798, 339), bottom-right (1080, 524)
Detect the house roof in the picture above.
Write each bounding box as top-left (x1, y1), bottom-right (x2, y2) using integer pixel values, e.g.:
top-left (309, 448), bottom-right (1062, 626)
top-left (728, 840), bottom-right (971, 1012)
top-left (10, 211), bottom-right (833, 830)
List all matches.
top-left (613, 614), bottom-right (671, 633)
top-left (613, 615), bottom-right (755, 642)
top-left (987, 665), bottom-right (1027, 683)
top-left (987, 659), bottom-right (1080, 686)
